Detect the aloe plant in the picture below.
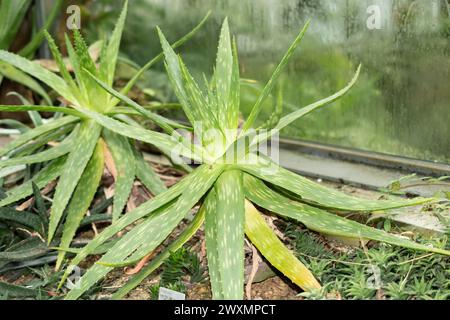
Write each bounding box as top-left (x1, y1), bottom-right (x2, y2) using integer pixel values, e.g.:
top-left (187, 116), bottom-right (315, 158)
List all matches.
top-left (0, 1), bottom-right (209, 270)
top-left (59, 18), bottom-right (450, 300)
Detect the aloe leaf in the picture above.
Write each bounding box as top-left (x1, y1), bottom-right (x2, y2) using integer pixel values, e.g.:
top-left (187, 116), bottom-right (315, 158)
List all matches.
top-left (75, 108), bottom-right (201, 162)
top-left (254, 65), bottom-right (361, 145)
top-left (64, 34), bottom-right (87, 101)
top-left (243, 20), bottom-right (310, 132)
top-left (0, 129), bottom-right (76, 169)
top-left (244, 175), bottom-right (450, 256)
top-left (100, 0), bottom-right (127, 87)
top-left (214, 170), bottom-right (245, 299)
top-left (18, 0), bottom-right (63, 58)
top-left (215, 19), bottom-right (240, 131)
top-left (203, 189), bottom-right (224, 299)
top-left (0, 237), bottom-right (48, 262)
top-left (0, 119), bottom-right (29, 132)
top-left (157, 28), bottom-right (196, 125)
top-left (0, 116), bottom-right (78, 157)
top-left (48, 120), bottom-right (102, 243)
top-left (0, 157), bottom-right (66, 207)
top-left (5, 92), bottom-right (43, 127)
top-left (239, 156), bottom-right (433, 211)
top-left (111, 200), bottom-right (206, 299)
top-left (0, 62), bottom-right (52, 104)
top-left (65, 165), bottom-right (223, 300)
top-left (84, 69), bottom-right (177, 132)
top-left (44, 30), bottom-right (80, 101)
top-left (58, 164), bottom-right (210, 290)
top-left (56, 140), bottom-right (104, 270)
top-left (116, 11), bottom-right (211, 105)
top-left (0, 207), bottom-right (44, 234)
top-left (133, 149), bottom-right (166, 195)
top-left (32, 182), bottom-right (48, 234)
top-left (0, 104), bottom-right (85, 118)
top-left (0, 0), bottom-right (30, 50)
top-left (244, 200), bottom-right (321, 291)
top-left (0, 282), bottom-right (37, 298)
top-left (103, 129), bottom-right (135, 221)
top-left (0, 50), bottom-right (76, 103)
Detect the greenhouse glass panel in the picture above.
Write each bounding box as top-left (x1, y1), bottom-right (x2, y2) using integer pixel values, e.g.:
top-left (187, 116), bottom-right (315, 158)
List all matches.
top-left (87, 0), bottom-right (450, 163)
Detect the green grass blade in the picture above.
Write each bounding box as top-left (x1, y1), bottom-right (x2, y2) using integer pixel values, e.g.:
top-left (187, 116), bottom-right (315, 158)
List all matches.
top-left (203, 189), bottom-right (224, 299)
top-left (0, 131), bottom-right (75, 169)
top-left (244, 200), bottom-right (321, 291)
top-left (65, 165), bottom-right (223, 299)
top-left (103, 129), bottom-right (135, 221)
top-left (0, 116), bottom-right (78, 157)
top-left (0, 50), bottom-right (75, 102)
top-left (100, 0), bottom-right (127, 86)
top-left (47, 120), bottom-right (102, 243)
top-left (242, 20), bottom-right (310, 132)
top-left (244, 175), bottom-right (450, 256)
top-left (214, 170), bottom-right (245, 299)
top-left (111, 200), bottom-right (205, 299)
top-left (134, 149), bottom-right (166, 195)
top-left (238, 156), bottom-right (434, 211)
top-left (115, 11), bottom-right (211, 105)
top-left (56, 140), bottom-right (104, 270)
top-left (0, 62), bottom-right (52, 104)
top-left (58, 164), bottom-right (209, 290)
top-left (0, 157), bottom-right (66, 207)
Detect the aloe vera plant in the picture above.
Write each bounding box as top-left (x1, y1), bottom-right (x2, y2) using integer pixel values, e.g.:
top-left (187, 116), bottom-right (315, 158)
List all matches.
top-left (59, 18), bottom-right (450, 300)
top-left (0, 1), bottom-right (209, 270)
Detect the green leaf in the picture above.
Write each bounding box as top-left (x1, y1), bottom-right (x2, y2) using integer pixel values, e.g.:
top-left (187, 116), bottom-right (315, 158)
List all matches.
top-left (48, 120), bottom-right (102, 243)
top-left (214, 169), bottom-right (245, 299)
top-left (18, 0), bottom-right (63, 57)
top-left (244, 200), bottom-right (321, 291)
top-left (0, 129), bottom-right (75, 169)
top-left (100, 0), bottom-right (127, 87)
top-left (238, 156), bottom-right (434, 211)
top-left (0, 207), bottom-right (44, 234)
top-left (254, 64), bottom-right (361, 145)
top-left (243, 174), bottom-right (450, 256)
top-left (0, 0), bottom-right (30, 50)
top-left (215, 19), bottom-right (240, 131)
top-left (111, 199), bottom-right (206, 299)
top-left (134, 149), bottom-right (166, 195)
top-left (0, 116), bottom-right (78, 157)
top-left (0, 282), bottom-right (37, 298)
top-left (0, 157), bottom-right (66, 207)
top-left (0, 61), bottom-right (52, 104)
top-left (0, 237), bottom-right (48, 262)
top-left (56, 140), bottom-right (104, 270)
top-left (103, 129), bottom-right (135, 221)
top-left (0, 104), bottom-right (85, 118)
top-left (203, 189), bottom-right (224, 299)
top-left (242, 20), bottom-right (310, 132)
top-left (5, 92), bottom-right (43, 126)
top-left (64, 164), bottom-right (223, 300)
top-left (116, 11), bottom-right (211, 105)
top-left (75, 108), bottom-right (201, 162)
top-left (32, 182), bottom-right (48, 234)
top-left (59, 164), bottom-right (211, 291)
top-left (0, 50), bottom-right (76, 103)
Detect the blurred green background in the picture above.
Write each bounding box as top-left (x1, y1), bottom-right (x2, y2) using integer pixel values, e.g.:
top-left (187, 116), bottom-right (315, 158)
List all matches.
top-left (79, 0), bottom-right (449, 163)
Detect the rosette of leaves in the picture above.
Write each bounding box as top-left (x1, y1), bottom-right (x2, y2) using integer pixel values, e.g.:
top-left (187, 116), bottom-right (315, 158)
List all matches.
top-left (60, 19), bottom-right (450, 300)
top-left (0, 1), bottom-right (209, 270)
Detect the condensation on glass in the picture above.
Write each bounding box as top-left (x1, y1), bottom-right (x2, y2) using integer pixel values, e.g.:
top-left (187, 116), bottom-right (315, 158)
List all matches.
top-left (100, 0), bottom-right (450, 163)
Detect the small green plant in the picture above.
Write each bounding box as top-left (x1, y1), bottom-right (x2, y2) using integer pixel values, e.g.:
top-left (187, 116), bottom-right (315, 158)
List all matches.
top-left (0, 1), bottom-right (209, 270)
top-left (58, 18), bottom-right (450, 300)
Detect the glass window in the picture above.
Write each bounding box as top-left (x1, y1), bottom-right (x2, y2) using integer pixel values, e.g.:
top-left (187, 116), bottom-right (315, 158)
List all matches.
top-left (89, 0), bottom-right (450, 163)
